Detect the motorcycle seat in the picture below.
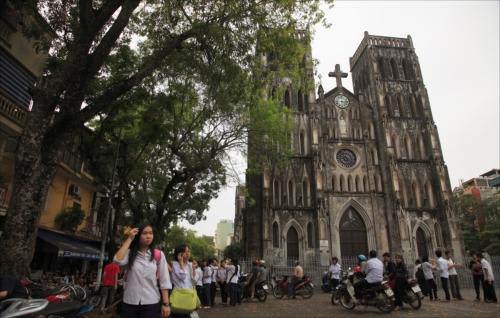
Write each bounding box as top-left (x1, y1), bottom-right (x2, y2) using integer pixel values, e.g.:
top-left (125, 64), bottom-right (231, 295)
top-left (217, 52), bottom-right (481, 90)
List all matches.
top-left (37, 301), bottom-right (82, 315)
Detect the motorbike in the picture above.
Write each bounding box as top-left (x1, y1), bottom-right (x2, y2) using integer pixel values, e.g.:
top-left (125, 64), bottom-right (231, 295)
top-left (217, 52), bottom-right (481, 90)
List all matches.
top-left (338, 270), bottom-right (396, 313)
top-left (331, 271), bottom-right (349, 305)
top-left (272, 275), bottom-right (314, 299)
top-left (403, 279), bottom-right (423, 310)
top-left (0, 298), bottom-right (49, 318)
top-left (238, 274), bottom-right (269, 302)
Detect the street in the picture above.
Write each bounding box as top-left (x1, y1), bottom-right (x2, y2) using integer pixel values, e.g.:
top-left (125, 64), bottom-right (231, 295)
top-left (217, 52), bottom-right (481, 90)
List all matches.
top-left (198, 289), bottom-right (499, 318)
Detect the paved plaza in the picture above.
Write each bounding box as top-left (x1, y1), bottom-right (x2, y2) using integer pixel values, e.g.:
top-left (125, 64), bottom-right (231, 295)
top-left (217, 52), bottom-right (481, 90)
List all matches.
top-left (198, 289), bottom-right (499, 318)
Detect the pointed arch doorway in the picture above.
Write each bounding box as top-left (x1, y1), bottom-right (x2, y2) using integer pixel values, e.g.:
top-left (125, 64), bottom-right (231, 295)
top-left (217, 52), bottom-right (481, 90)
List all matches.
top-left (416, 227), bottom-right (429, 258)
top-left (287, 226), bottom-right (299, 262)
top-left (339, 207), bottom-right (368, 257)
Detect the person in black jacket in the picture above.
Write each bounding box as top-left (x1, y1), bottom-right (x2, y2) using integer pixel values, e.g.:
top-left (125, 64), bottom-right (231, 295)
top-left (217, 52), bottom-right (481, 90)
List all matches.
top-left (394, 254), bottom-right (409, 311)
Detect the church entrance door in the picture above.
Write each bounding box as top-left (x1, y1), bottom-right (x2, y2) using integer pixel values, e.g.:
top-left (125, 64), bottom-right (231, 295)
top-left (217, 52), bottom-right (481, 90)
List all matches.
top-left (339, 207), bottom-right (368, 257)
top-left (416, 227), bottom-right (428, 258)
top-left (287, 226), bottom-right (299, 262)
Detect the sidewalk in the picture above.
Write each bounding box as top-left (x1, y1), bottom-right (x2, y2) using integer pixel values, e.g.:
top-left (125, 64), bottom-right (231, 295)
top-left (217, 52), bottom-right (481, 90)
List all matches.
top-left (198, 289), bottom-right (499, 318)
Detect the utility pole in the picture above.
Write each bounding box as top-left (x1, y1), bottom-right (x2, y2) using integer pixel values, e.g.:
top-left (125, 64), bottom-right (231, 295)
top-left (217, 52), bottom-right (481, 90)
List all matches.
top-left (95, 132), bottom-right (121, 291)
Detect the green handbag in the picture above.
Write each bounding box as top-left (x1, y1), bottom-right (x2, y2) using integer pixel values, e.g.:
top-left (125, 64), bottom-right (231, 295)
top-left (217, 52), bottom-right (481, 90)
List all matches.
top-left (170, 287), bottom-right (201, 314)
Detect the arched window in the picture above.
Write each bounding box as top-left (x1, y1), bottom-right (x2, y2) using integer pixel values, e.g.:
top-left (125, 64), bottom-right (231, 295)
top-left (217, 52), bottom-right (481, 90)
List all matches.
top-left (434, 223), bottom-right (443, 248)
top-left (363, 176), bottom-right (369, 192)
top-left (273, 179), bottom-right (280, 206)
top-left (302, 179), bottom-right (310, 207)
top-left (271, 86), bottom-right (277, 100)
top-left (340, 175), bottom-right (345, 192)
top-left (378, 58), bottom-right (386, 79)
top-left (402, 59), bottom-right (414, 80)
top-left (355, 176), bottom-right (361, 192)
top-left (332, 175), bottom-right (336, 192)
top-left (410, 94), bottom-right (418, 118)
top-left (273, 222), bottom-right (280, 248)
top-left (413, 182), bottom-right (421, 208)
top-left (419, 134), bottom-right (426, 159)
top-left (393, 95), bottom-right (400, 117)
top-left (416, 95), bottom-right (424, 115)
top-left (348, 175), bottom-right (353, 192)
top-left (392, 136), bottom-right (399, 158)
top-left (405, 135), bottom-right (412, 159)
top-left (288, 180), bottom-right (295, 206)
top-left (298, 89), bottom-right (304, 112)
top-left (287, 226), bottom-right (299, 261)
top-left (426, 181), bottom-right (436, 208)
top-left (376, 174), bottom-right (382, 192)
top-left (385, 94), bottom-right (391, 109)
top-left (307, 222), bottom-right (314, 248)
top-left (390, 59), bottom-right (399, 80)
top-left (300, 132), bottom-right (306, 155)
top-left (284, 88), bottom-right (291, 108)
top-left (372, 148), bottom-right (379, 165)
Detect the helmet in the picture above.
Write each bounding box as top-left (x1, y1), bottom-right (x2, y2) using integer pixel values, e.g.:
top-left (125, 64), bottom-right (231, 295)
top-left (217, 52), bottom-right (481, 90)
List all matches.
top-left (357, 254), bottom-right (367, 262)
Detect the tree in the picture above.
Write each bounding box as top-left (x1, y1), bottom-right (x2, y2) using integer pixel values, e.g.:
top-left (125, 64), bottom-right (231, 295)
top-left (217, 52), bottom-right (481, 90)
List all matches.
top-left (0, 0), bottom-right (332, 276)
top-left (223, 242), bottom-right (243, 261)
top-left (54, 206), bottom-right (85, 232)
top-left (455, 194), bottom-right (500, 254)
top-left (163, 225), bottom-right (215, 261)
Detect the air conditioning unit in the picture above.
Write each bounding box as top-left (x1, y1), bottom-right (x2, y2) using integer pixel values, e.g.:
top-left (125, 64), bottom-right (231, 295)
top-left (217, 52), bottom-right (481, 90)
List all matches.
top-left (69, 184), bottom-right (81, 197)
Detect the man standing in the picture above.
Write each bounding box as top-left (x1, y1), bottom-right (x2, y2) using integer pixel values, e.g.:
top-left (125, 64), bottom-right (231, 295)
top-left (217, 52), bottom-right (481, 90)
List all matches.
top-left (436, 250), bottom-right (451, 301)
top-left (445, 250), bottom-right (463, 300)
top-left (382, 252), bottom-right (396, 289)
top-left (329, 257), bottom-right (341, 290)
top-left (100, 261), bottom-right (121, 312)
top-left (288, 261), bottom-right (304, 298)
top-left (477, 253), bottom-right (497, 303)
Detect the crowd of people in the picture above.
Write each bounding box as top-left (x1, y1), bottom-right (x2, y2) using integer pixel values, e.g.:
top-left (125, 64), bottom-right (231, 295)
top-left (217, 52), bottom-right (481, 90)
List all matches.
top-left (326, 249), bottom-right (497, 312)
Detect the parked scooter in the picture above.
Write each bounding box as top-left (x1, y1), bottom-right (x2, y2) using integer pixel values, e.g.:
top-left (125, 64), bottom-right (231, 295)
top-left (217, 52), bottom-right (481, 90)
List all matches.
top-left (403, 279), bottom-right (423, 310)
top-left (238, 274), bottom-right (269, 302)
top-left (273, 275), bottom-right (314, 299)
top-left (338, 270), bottom-right (396, 313)
top-left (0, 298), bottom-right (49, 318)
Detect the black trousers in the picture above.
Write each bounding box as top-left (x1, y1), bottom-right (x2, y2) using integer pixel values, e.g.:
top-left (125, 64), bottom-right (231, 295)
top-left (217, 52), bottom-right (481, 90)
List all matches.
top-left (394, 278), bottom-right (406, 307)
top-left (484, 280), bottom-right (498, 302)
top-left (441, 277), bottom-right (450, 300)
top-left (473, 275), bottom-right (484, 299)
top-left (449, 275), bottom-right (463, 299)
top-left (229, 282), bottom-right (241, 306)
top-left (121, 303), bottom-right (160, 318)
top-left (330, 278), bottom-right (340, 289)
top-left (210, 282), bottom-right (217, 305)
top-left (218, 282), bottom-right (228, 303)
top-left (426, 278), bottom-right (438, 300)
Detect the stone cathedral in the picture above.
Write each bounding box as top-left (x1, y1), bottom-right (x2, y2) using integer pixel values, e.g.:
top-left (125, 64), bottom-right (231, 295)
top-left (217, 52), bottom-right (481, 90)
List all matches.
top-left (235, 31), bottom-right (463, 265)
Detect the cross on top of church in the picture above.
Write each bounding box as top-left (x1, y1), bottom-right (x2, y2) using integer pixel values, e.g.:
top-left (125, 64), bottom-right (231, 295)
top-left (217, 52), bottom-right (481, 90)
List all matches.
top-left (328, 64), bottom-right (348, 88)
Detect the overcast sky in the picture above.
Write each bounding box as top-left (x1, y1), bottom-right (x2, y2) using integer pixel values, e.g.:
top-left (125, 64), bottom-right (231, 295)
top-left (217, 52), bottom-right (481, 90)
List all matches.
top-left (183, 0), bottom-right (500, 237)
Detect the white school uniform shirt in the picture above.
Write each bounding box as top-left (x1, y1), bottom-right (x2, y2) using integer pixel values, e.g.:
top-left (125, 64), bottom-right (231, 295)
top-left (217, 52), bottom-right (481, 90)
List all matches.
top-left (329, 263), bottom-right (341, 280)
top-left (225, 264), bottom-right (240, 284)
top-left (170, 261), bottom-right (193, 288)
top-left (447, 258), bottom-right (458, 276)
top-left (437, 257), bottom-right (449, 278)
top-left (422, 262), bottom-right (434, 280)
top-left (365, 258), bottom-right (384, 284)
top-left (481, 259), bottom-right (495, 281)
top-left (194, 267), bottom-right (203, 286)
top-left (202, 266), bottom-right (213, 284)
top-left (114, 249), bottom-right (172, 305)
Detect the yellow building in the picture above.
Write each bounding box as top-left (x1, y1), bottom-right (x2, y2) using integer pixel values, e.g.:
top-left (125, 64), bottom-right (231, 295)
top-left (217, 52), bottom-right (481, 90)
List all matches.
top-left (0, 4), bottom-right (105, 273)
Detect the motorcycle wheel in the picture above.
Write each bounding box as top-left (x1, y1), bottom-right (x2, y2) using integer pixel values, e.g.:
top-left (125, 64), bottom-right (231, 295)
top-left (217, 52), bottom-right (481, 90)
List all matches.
top-left (273, 286), bottom-right (285, 299)
top-left (331, 291), bottom-right (339, 305)
top-left (301, 284), bottom-right (314, 299)
top-left (376, 293), bottom-right (396, 313)
top-left (256, 288), bottom-right (267, 302)
top-left (406, 290), bottom-right (421, 310)
top-left (339, 290), bottom-right (355, 310)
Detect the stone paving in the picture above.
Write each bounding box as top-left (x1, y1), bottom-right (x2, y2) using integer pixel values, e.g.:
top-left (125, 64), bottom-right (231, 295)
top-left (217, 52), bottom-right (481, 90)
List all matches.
top-left (197, 289), bottom-right (499, 318)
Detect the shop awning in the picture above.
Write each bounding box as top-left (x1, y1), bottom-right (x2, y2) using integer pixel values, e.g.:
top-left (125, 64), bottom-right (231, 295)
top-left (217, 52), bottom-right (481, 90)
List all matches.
top-left (37, 229), bottom-right (108, 261)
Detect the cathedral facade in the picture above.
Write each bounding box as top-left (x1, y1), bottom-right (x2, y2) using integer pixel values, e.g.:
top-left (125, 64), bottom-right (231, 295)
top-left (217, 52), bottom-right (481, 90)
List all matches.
top-left (236, 31), bottom-right (463, 265)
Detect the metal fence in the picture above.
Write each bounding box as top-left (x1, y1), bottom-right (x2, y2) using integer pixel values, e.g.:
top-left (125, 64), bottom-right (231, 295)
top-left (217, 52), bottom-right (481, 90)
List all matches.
top-left (237, 255), bottom-right (500, 290)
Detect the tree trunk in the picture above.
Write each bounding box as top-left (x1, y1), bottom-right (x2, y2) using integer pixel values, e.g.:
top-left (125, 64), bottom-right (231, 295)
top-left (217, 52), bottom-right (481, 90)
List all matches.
top-left (0, 107), bottom-right (61, 277)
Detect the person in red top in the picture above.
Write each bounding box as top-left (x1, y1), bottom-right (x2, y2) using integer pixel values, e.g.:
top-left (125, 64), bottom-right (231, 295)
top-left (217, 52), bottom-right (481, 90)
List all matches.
top-left (100, 261), bottom-right (121, 312)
